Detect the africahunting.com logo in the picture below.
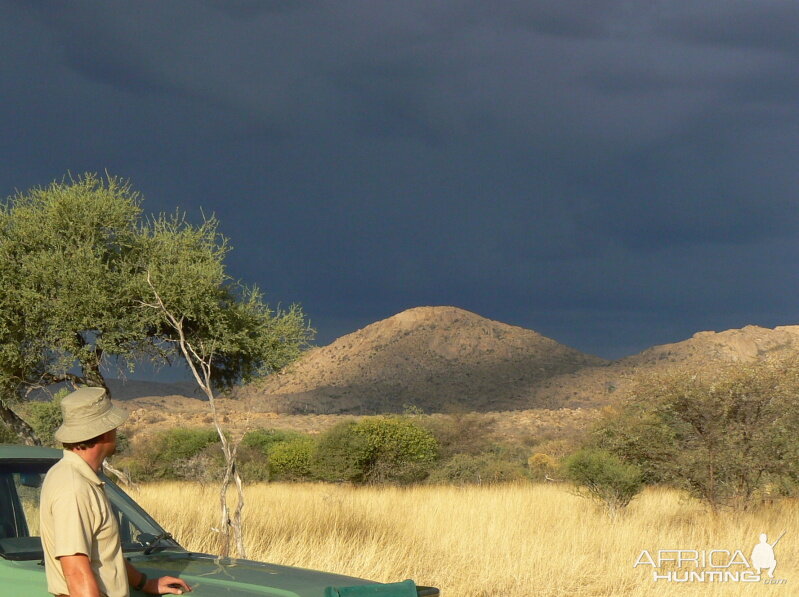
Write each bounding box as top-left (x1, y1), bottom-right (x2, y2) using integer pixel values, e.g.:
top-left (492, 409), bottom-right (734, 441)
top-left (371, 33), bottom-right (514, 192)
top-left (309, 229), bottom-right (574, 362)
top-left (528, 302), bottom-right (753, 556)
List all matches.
top-left (634, 532), bottom-right (787, 584)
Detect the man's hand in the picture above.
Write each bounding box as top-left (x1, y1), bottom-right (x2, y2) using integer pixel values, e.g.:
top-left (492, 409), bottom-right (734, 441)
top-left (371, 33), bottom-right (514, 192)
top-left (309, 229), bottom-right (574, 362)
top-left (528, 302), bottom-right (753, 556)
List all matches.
top-left (127, 561), bottom-right (192, 594)
top-left (147, 575), bottom-right (193, 594)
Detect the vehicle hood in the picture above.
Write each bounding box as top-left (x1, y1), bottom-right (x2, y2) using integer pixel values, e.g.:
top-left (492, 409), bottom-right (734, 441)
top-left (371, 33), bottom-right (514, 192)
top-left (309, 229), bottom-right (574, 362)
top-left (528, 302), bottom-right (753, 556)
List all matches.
top-left (128, 551), bottom-right (375, 596)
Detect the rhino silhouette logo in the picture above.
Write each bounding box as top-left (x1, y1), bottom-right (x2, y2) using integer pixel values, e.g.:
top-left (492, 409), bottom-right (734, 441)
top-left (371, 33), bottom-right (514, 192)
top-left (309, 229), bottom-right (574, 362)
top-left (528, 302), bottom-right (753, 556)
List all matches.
top-left (751, 531), bottom-right (785, 578)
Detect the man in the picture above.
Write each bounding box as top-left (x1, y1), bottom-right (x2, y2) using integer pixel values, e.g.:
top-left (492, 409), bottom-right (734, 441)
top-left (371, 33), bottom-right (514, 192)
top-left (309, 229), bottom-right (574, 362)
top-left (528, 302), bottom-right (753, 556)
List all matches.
top-left (40, 386), bottom-right (192, 596)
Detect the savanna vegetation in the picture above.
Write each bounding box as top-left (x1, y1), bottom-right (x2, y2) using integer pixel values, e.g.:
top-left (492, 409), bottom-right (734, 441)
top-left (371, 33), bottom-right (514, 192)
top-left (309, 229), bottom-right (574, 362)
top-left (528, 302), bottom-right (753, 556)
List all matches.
top-left (132, 481), bottom-right (799, 597)
top-left (7, 358), bottom-right (799, 517)
top-left (110, 413), bottom-right (530, 487)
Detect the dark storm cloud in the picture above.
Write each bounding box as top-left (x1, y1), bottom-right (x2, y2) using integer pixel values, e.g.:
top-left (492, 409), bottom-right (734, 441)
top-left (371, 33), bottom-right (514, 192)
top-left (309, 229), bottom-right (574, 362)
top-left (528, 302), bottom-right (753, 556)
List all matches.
top-left (203, 0), bottom-right (303, 19)
top-left (2, 0), bottom-right (799, 361)
top-left (449, 0), bottom-right (621, 38)
top-left (661, 1), bottom-right (799, 53)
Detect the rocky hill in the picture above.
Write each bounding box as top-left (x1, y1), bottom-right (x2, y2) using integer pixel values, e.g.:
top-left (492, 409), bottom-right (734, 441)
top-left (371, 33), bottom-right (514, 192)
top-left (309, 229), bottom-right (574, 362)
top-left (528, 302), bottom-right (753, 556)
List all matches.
top-left (105, 310), bottom-right (799, 443)
top-left (234, 306), bottom-right (608, 414)
top-left (512, 324), bottom-right (799, 409)
top-left (107, 308), bottom-right (799, 421)
top-left (231, 309), bottom-right (799, 415)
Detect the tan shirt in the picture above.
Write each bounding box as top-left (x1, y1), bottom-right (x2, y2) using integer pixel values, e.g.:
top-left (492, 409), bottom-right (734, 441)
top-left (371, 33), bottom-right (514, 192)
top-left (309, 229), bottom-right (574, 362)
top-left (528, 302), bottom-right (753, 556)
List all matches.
top-left (40, 450), bottom-right (129, 597)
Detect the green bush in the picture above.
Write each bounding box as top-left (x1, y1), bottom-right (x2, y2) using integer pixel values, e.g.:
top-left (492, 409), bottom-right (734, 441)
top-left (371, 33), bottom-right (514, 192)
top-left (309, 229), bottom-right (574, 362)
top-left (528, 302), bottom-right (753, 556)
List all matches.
top-left (237, 428), bottom-right (318, 482)
top-left (428, 453), bottom-right (528, 485)
top-left (312, 421), bottom-right (370, 483)
top-left (564, 449), bottom-right (643, 516)
top-left (591, 362), bottom-right (799, 510)
top-left (268, 436), bottom-right (316, 481)
top-left (312, 416), bottom-right (439, 484)
top-left (356, 416), bottom-right (439, 484)
top-left (114, 430), bottom-right (130, 456)
top-left (0, 422), bottom-right (17, 444)
top-left (236, 445), bottom-right (271, 482)
top-left (172, 443), bottom-right (226, 484)
top-left (126, 428), bottom-right (221, 481)
top-left (242, 428), bottom-right (307, 454)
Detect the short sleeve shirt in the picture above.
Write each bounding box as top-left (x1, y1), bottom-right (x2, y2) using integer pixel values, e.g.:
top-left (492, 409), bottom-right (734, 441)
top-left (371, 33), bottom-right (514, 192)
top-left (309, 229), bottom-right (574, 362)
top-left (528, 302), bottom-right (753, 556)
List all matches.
top-left (39, 450), bottom-right (129, 597)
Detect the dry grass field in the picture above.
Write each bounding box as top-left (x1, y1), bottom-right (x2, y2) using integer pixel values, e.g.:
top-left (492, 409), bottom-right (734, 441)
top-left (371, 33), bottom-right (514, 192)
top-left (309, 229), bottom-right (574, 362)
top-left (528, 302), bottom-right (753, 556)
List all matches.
top-left (131, 482), bottom-right (797, 596)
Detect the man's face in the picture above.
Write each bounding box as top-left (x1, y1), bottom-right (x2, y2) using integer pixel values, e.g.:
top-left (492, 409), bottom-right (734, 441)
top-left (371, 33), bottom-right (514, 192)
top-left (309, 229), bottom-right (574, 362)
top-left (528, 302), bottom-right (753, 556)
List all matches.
top-left (104, 428), bottom-right (118, 458)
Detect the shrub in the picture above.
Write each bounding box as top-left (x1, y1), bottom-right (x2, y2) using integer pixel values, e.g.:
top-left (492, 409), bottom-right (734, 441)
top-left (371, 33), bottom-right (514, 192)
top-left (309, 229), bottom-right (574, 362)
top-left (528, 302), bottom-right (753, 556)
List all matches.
top-left (0, 422), bottom-right (17, 444)
top-left (115, 430), bottom-right (130, 456)
top-left (528, 453), bottom-right (558, 481)
top-left (268, 436), bottom-right (316, 481)
top-left (422, 413), bottom-right (496, 458)
top-left (126, 428), bottom-right (221, 481)
top-left (173, 443), bottom-right (226, 484)
top-left (237, 428), bottom-right (318, 482)
top-left (564, 449), bottom-right (643, 516)
top-left (591, 360), bottom-right (799, 510)
top-left (428, 453), bottom-right (528, 485)
top-left (312, 421), bottom-right (371, 483)
top-left (312, 416), bottom-right (439, 484)
top-left (236, 445), bottom-right (271, 482)
top-left (242, 428), bottom-right (307, 455)
top-left (355, 416), bottom-right (439, 484)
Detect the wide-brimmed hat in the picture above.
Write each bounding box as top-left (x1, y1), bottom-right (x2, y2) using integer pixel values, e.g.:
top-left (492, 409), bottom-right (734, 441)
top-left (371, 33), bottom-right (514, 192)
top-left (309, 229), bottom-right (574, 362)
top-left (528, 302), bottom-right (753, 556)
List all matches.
top-left (54, 387), bottom-right (128, 443)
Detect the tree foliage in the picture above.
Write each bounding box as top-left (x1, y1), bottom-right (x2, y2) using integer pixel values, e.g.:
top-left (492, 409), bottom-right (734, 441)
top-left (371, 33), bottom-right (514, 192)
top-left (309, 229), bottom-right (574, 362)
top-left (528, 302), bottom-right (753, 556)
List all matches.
top-left (0, 176), bottom-right (147, 388)
top-left (0, 174), bottom-right (313, 443)
top-left (21, 389), bottom-right (68, 447)
top-left (592, 359), bottom-right (799, 509)
top-left (139, 213), bottom-right (309, 389)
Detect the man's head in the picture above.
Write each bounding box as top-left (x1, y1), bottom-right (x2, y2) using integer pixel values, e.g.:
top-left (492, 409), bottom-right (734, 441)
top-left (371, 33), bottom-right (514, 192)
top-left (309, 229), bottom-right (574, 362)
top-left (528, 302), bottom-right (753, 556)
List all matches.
top-left (55, 387), bottom-right (127, 452)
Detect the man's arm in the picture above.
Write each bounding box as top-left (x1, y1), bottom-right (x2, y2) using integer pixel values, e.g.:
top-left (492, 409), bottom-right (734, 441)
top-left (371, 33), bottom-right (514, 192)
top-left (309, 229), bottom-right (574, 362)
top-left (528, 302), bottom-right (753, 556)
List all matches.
top-left (60, 554), bottom-right (102, 597)
top-left (125, 560), bottom-right (192, 594)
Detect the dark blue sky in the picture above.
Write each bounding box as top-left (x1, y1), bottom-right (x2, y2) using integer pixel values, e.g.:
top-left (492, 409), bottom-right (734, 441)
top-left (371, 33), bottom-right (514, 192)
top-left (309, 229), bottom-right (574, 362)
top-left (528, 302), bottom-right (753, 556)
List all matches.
top-left (2, 1), bottom-right (799, 367)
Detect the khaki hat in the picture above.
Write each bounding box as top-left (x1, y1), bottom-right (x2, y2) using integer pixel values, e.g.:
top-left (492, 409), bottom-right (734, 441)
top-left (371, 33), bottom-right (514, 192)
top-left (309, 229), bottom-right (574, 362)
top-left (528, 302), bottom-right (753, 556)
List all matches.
top-left (54, 387), bottom-right (128, 443)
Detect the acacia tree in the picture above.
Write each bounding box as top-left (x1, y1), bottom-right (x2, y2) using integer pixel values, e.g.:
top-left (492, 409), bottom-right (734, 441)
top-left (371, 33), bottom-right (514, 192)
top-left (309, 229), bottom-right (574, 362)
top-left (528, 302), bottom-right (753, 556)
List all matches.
top-left (592, 359), bottom-right (799, 510)
top-left (564, 449), bottom-right (643, 517)
top-left (0, 175), bottom-right (149, 440)
top-left (0, 176), bottom-right (313, 552)
top-left (138, 215), bottom-right (309, 557)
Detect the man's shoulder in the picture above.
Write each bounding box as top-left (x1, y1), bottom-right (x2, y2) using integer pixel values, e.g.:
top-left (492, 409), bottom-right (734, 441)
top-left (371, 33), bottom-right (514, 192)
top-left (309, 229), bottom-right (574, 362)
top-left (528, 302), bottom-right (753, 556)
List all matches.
top-left (42, 455), bottom-right (95, 498)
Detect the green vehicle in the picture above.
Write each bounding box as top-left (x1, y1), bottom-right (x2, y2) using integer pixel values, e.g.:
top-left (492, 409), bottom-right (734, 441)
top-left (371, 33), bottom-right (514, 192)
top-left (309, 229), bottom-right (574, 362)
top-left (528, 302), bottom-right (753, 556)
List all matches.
top-left (0, 445), bottom-right (439, 596)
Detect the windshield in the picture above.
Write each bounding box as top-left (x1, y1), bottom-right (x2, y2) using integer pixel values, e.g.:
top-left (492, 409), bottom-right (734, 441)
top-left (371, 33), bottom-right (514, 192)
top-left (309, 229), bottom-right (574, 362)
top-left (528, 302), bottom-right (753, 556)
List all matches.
top-left (0, 458), bottom-right (181, 561)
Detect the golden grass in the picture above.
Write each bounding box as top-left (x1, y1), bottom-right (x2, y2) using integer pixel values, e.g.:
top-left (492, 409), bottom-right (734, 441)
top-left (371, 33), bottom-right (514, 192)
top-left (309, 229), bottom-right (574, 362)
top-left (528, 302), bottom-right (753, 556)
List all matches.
top-left (131, 482), bottom-right (797, 596)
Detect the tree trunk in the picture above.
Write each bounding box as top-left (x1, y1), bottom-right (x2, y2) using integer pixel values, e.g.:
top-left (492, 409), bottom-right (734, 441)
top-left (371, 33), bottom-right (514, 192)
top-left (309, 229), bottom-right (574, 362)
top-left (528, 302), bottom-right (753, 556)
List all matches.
top-left (144, 274), bottom-right (247, 559)
top-left (0, 400), bottom-right (40, 445)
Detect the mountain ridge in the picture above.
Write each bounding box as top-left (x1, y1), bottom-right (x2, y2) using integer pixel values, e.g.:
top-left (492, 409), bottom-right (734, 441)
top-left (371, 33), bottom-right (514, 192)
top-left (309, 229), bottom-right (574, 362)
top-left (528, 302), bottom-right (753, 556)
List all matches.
top-left (97, 307), bottom-right (799, 418)
top-left (234, 307), bottom-right (799, 414)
